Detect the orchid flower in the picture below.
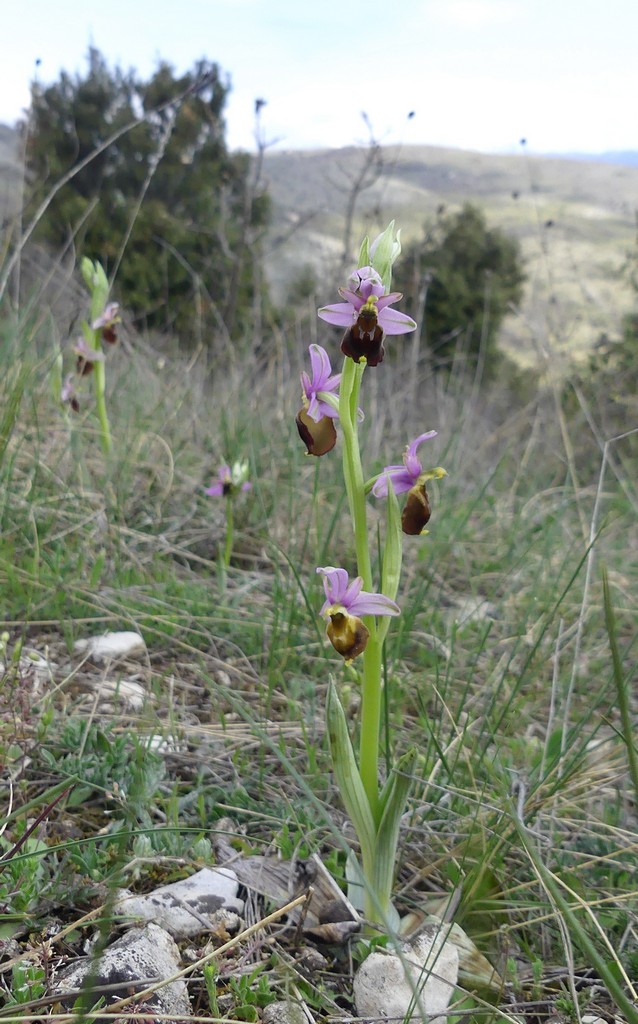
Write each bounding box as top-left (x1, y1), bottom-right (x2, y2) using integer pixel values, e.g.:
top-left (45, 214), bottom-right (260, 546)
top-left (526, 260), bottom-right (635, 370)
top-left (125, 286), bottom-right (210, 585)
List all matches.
top-left (317, 566), bottom-right (400, 661)
top-left (296, 344), bottom-right (342, 456)
top-left (73, 337), bottom-right (106, 375)
top-left (61, 373), bottom-right (80, 413)
top-left (92, 302), bottom-right (121, 344)
top-left (373, 431), bottom-right (446, 535)
top-left (205, 461), bottom-right (252, 498)
top-left (318, 265), bottom-right (416, 366)
top-left (372, 431), bottom-right (438, 496)
top-left (301, 344), bottom-right (341, 422)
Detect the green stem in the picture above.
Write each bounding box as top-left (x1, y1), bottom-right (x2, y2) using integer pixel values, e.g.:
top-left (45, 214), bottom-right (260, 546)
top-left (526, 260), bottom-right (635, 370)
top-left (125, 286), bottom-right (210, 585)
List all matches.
top-left (87, 269), bottom-right (113, 456)
top-left (359, 633), bottom-right (382, 824)
top-left (339, 358), bottom-right (372, 589)
top-left (339, 357), bottom-right (382, 822)
top-left (93, 356), bottom-right (113, 455)
top-left (224, 497), bottom-right (234, 568)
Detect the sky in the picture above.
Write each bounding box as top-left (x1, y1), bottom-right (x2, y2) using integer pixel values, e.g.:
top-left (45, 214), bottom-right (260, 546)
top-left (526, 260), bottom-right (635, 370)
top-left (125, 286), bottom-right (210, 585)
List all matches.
top-left (2, 0), bottom-right (636, 156)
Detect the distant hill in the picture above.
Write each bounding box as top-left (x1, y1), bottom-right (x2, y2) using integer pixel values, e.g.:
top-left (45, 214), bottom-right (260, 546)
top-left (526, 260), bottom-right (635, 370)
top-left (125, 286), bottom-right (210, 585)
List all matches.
top-left (548, 150), bottom-right (638, 168)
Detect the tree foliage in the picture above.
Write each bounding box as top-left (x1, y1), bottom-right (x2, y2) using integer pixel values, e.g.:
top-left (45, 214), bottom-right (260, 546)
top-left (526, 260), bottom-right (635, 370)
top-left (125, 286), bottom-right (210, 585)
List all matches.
top-left (565, 301), bottom-right (638, 463)
top-left (24, 48), bottom-right (269, 340)
top-left (393, 203), bottom-right (525, 374)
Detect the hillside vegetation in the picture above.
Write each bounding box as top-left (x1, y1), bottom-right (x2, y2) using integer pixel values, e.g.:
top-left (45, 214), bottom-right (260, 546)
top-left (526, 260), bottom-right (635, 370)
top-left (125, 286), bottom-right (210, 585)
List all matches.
top-left (263, 144), bottom-right (638, 362)
top-left (2, 120), bottom-right (637, 363)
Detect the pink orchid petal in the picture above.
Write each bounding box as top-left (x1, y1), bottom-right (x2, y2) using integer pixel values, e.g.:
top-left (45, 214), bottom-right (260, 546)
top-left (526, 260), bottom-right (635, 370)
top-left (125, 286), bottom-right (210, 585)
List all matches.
top-left (349, 592), bottom-right (401, 617)
top-left (372, 467), bottom-right (415, 496)
top-left (309, 343), bottom-right (330, 385)
top-left (406, 430), bottom-right (438, 459)
top-left (323, 373), bottom-right (341, 392)
top-left (338, 288), bottom-right (365, 308)
top-left (375, 292), bottom-right (403, 311)
top-left (317, 566), bottom-right (349, 606)
top-left (404, 430), bottom-right (438, 476)
top-left (314, 396), bottom-right (340, 420)
top-left (377, 307), bottom-right (418, 335)
top-left (318, 302), bottom-right (358, 327)
top-left (344, 576), bottom-right (364, 605)
top-left (306, 395), bottom-right (321, 421)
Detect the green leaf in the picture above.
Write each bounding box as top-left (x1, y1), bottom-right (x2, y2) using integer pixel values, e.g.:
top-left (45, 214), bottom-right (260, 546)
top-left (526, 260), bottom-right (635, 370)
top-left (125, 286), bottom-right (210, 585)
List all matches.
top-left (358, 234), bottom-right (371, 268)
top-left (374, 748), bottom-right (415, 909)
top-left (325, 681), bottom-right (376, 857)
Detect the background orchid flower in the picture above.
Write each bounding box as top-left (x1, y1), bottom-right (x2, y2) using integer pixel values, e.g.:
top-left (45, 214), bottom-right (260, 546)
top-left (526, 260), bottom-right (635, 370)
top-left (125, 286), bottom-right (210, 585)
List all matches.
top-left (317, 566), bottom-right (400, 661)
top-left (205, 461), bottom-right (252, 498)
top-left (92, 301), bottom-right (121, 343)
top-left (61, 373), bottom-right (80, 412)
top-left (73, 337), bottom-right (106, 375)
top-left (205, 461), bottom-right (251, 571)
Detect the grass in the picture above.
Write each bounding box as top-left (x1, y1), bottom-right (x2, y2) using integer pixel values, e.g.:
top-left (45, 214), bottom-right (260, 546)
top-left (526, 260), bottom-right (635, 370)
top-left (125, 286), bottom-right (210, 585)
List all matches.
top-left (0, 223), bottom-right (637, 1019)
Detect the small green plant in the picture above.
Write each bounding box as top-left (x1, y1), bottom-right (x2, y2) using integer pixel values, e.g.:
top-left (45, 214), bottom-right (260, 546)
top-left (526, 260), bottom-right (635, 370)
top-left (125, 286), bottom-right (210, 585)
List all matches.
top-left (5, 962), bottom-right (46, 1008)
top-left (228, 964), bottom-right (276, 1020)
top-left (205, 459), bottom-right (252, 569)
top-left (54, 257), bottom-right (120, 454)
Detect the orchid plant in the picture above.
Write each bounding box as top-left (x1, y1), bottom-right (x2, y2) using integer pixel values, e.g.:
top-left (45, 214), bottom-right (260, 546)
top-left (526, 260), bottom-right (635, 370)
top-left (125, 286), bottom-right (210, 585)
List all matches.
top-left (299, 223), bottom-right (446, 930)
top-left (56, 258), bottom-right (120, 455)
top-left (205, 461), bottom-right (252, 569)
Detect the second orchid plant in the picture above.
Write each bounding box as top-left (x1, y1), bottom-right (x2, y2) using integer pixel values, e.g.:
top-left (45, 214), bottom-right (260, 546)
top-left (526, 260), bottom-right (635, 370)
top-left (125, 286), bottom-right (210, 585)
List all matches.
top-left (297, 223), bottom-right (446, 931)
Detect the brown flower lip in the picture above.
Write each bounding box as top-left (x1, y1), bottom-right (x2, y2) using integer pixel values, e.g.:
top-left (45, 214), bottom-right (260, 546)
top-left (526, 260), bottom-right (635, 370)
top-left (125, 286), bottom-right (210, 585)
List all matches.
top-left (76, 357), bottom-right (95, 376)
top-left (326, 610), bottom-right (370, 662)
top-left (341, 308), bottom-right (385, 366)
top-left (401, 481), bottom-right (432, 536)
top-left (296, 408), bottom-right (337, 457)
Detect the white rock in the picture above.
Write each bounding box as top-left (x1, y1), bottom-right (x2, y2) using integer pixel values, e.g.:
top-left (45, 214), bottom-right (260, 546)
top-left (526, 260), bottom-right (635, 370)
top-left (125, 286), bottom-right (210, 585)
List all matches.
top-left (145, 732), bottom-right (183, 753)
top-left (262, 1001), bottom-right (314, 1024)
top-left (93, 678), bottom-right (147, 709)
top-left (74, 631), bottom-right (147, 661)
top-left (115, 867), bottom-right (245, 938)
top-left (51, 922), bottom-right (190, 1020)
top-left (354, 928), bottom-right (459, 1023)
